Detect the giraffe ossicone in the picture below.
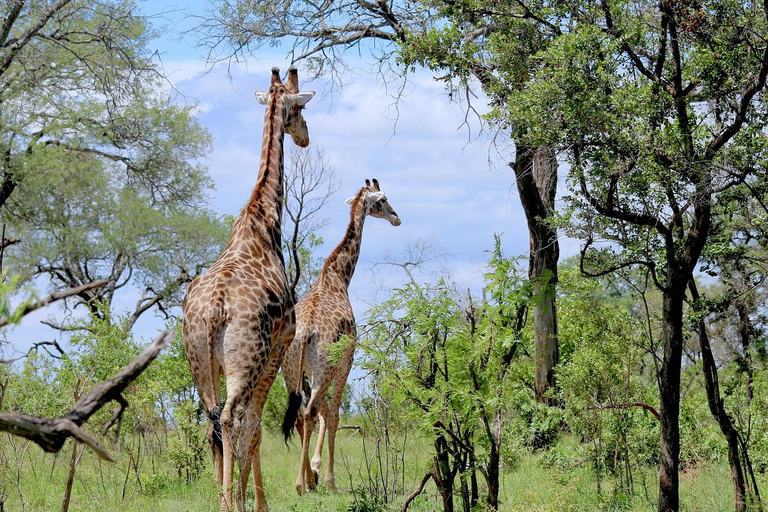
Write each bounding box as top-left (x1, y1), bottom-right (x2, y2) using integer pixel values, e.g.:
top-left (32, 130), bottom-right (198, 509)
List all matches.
top-left (182, 66), bottom-right (313, 512)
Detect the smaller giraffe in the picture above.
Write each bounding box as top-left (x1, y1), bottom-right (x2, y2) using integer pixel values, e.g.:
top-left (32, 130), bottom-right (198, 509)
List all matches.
top-left (282, 179), bottom-right (401, 494)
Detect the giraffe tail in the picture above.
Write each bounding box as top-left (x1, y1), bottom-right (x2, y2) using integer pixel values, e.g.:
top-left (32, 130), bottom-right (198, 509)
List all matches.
top-left (209, 406), bottom-right (223, 454)
top-left (282, 391), bottom-right (302, 443)
top-left (204, 295), bottom-right (225, 453)
top-left (282, 331), bottom-right (312, 443)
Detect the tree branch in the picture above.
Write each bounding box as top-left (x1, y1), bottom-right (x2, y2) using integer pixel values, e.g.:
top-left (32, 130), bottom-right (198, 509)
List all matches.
top-left (0, 329), bottom-right (173, 460)
top-left (401, 471), bottom-right (434, 512)
top-left (588, 401), bottom-right (660, 421)
top-left (0, 279), bottom-right (110, 328)
top-left (0, 0), bottom-right (73, 78)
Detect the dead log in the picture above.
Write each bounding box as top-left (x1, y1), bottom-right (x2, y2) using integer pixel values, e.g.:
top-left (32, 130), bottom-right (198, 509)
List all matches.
top-left (0, 329), bottom-right (173, 461)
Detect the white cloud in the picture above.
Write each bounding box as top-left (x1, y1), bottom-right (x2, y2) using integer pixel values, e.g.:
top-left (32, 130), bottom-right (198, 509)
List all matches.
top-left (8, 10), bottom-right (546, 353)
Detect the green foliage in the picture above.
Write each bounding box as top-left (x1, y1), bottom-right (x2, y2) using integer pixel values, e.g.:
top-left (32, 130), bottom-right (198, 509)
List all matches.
top-left (557, 267), bottom-right (659, 492)
top-left (168, 400), bottom-right (207, 483)
top-left (347, 488), bottom-right (385, 512)
top-left (0, 1), bottom-right (227, 326)
top-left (360, 237), bottom-right (531, 507)
top-left (262, 372), bottom-right (289, 434)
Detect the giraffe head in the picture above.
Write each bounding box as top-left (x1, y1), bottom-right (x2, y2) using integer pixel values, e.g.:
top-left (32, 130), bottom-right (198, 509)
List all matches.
top-left (345, 178), bottom-right (402, 226)
top-left (255, 67), bottom-right (315, 147)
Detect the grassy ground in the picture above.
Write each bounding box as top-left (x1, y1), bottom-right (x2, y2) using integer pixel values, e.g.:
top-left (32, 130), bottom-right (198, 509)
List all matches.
top-left (0, 428), bottom-right (760, 512)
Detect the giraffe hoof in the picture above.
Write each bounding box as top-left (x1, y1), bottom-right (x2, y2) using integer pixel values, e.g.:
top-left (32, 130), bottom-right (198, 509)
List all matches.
top-left (312, 470), bottom-right (319, 489)
top-left (294, 482), bottom-right (303, 496)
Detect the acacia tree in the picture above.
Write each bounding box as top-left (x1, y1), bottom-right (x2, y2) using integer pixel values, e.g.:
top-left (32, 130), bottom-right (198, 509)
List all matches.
top-left (0, 1), bottom-right (227, 328)
top-left (360, 238), bottom-right (528, 511)
top-left (497, 2), bottom-right (768, 511)
top-left (195, 0), bottom-right (562, 403)
top-left (691, 180), bottom-right (768, 510)
top-left (2, 153), bottom-right (228, 330)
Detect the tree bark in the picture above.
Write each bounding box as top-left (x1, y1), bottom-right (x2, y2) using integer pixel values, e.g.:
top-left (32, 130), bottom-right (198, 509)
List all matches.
top-left (434, 435), bottom-right (454, 512)
top-left (658, 282), bottom-right (685, 512)
top-left (512, 144), bottom-right (559, 404)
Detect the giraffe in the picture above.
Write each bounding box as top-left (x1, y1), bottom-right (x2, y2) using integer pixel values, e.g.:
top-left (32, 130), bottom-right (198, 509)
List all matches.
top-left (281, 178), bottom-right (401, 494)
top-left (182, 67), bottom-right (314, 512)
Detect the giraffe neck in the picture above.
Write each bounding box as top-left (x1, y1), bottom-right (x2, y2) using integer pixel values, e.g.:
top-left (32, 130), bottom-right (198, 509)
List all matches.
top-left (226, 90), bottom-right (287, 255)
top-left (321, 190), bottom-right (367, 289)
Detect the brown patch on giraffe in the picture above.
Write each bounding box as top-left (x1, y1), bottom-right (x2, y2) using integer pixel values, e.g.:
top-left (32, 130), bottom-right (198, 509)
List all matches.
top-left (182, 67), bottom-right (313, 511)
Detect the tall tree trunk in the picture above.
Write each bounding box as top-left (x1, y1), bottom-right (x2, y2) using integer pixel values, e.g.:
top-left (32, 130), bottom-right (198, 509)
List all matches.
top-left (434, 435), bottom-right (454, 512)
top-left (658, 283), bottom-right (685, 512)
top-left (690, 280), bottom-right (750, 511)
top-left (512, 144), bottom-right (559, 403)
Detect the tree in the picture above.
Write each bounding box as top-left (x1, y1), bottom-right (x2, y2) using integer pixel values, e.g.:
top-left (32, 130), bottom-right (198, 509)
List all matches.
top-left (691, 180), bottom-right (768, 510)
top-left (282, 145), bottom-right (340, 299)
top-left (195, 0), bottom-right (563, 403)
top-left (361, 238), bottom-right (529, 511)
top-left (498, 2), bottom-right (768, 510)
top-left (2, 155), bottom-right (228, 330)
top-left (0, 0), bottom-right (227, 328)
top-left (0, 329), bottom-right (173, 461)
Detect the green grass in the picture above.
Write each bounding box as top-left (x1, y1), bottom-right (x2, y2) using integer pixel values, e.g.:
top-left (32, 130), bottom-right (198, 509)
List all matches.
top-left (0, 429), bottom-right (762, 512)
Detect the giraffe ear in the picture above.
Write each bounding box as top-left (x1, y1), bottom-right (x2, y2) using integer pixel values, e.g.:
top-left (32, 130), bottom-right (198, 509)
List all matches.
top-left (368, 191), bottom-right (385, 202)
top-left (286, 91), bottom-right (315, 107)
top-left (254, 91), bottom-right (270, 105)
top-left (344, 196), bottom-right (356, 206)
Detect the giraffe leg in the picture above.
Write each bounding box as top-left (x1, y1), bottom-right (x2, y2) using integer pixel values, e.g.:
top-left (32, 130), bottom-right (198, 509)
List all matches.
top-left (183, 318), bottom-right (226, 499)
top-left (250, 324), bottom-right (289, 512)
top-left (220, 408), bottom-right (236, 512)
top-left (296, 384), bottom-right (326, 494)
top-left (325, 356), bottom-right (353, 490)
top-left (235, 406), bottom-right (259, 512)
top-left (310, 399), bottom-right (329, 482)
top-left (295, 406), bottom-right (314, 495)
top-left (250, 425), bottom-right (267, 512)
top-left (280, 335), bottom-right (303, 443)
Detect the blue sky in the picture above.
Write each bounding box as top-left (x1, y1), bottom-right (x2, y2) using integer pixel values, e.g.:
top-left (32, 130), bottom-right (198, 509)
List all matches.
top-left (4, 1), bottom-right (579, 357)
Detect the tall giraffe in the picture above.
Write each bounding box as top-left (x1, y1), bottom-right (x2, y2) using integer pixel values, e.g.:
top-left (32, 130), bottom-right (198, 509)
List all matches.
top-left (281, 179), bottom-right (401, 494)
top-left (182, 67), bottom-right (314, 512)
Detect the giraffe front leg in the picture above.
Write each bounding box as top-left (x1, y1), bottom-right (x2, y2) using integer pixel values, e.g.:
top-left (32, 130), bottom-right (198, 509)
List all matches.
top-left (220, 412), bottom-right (236, 512)
top-left (324, 407), bottom-right (339, 491)
top-left (295, 410), bottom-right (316, 495)
top-left (325, 362), bottom-right (352, 491)
top-left (236, 408), bottom-right (257, 512)
top-left (250, 424), bottom-right (267, 512)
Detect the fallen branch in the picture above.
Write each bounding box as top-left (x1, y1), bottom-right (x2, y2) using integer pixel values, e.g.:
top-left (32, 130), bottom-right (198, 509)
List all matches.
top-left (402, 472), bottom-right (434, 512)
top-left (0, 329), bottom-right (173, 461)
top-left (588, 401), bottom-right (660, 421)
top-left (338, 424), bottom-right (365, 438)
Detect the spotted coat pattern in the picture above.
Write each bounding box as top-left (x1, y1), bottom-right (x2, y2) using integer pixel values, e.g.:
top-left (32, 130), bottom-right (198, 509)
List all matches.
top-left (282, 179), bottom-right (401, 494)
top-left (182, 67), bottom-right (313, 512)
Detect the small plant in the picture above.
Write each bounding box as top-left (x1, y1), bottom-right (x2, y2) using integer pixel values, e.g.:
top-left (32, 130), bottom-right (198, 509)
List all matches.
top-left (143, 473), bottom-right (169, 496)
top-left (347, 487), bottom-right (385, 512)
top-left (169, 400), bottom-right (207, 483)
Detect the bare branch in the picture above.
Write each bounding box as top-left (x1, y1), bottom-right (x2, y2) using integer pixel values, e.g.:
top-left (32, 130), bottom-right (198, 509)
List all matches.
top-left (0, 279), bottom-right (110, 329)
top-left (401, 472), bottom-right (434, 512)
top-left (587, 401), bottom-right (661, 421)
top-left (0, 329), bottom-right (173, 460)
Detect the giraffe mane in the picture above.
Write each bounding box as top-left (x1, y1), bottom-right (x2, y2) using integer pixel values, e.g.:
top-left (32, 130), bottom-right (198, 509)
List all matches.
top-left (322, 186), bottom-right (367, 273)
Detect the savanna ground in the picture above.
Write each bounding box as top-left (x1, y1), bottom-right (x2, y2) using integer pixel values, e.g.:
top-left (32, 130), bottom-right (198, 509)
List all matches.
top-left (0, 426), bottom-right (751, 512)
